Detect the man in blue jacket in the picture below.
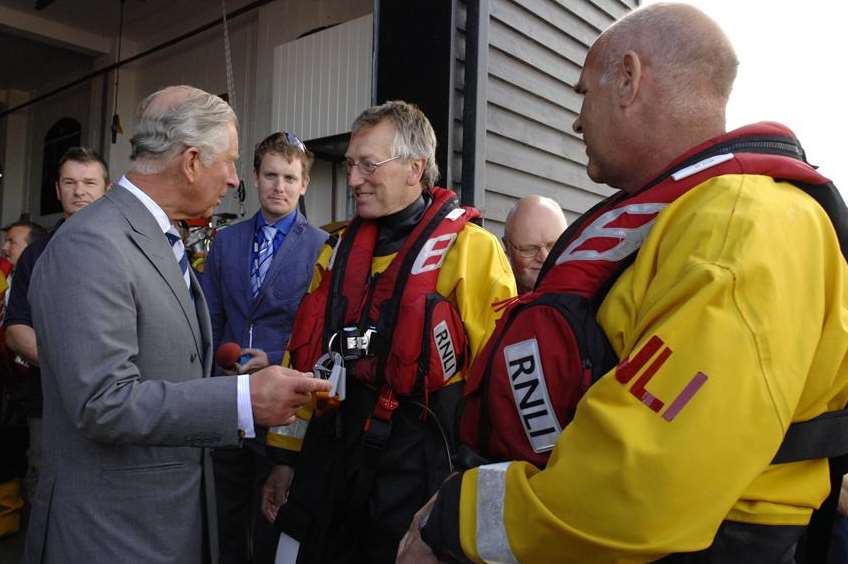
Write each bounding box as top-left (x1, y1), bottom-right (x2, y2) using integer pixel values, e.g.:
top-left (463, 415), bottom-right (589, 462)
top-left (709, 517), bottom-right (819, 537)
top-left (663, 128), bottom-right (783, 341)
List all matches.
top-left (201, 130), bottom-right (327, 564)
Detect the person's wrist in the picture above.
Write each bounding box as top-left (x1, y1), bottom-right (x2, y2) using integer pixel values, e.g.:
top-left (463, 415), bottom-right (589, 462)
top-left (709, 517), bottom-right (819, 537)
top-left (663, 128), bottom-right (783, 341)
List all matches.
top-left (418, 503), bottom-right (433, 531)
top-left (420, 474), bottom-right (470, 563)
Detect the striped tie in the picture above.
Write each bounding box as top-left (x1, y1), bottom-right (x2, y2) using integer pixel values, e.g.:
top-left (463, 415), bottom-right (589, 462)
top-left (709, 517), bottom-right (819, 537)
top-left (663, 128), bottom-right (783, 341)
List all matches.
top-left (165, 226), bottom-right (190, 289)
top-left (250, 225), bottom-right (277, 299)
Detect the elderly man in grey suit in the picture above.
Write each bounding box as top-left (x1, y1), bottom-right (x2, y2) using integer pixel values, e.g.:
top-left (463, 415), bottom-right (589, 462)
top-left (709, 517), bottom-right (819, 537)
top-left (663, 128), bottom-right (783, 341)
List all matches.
top-left (23, 85), bottom-right (331, 564)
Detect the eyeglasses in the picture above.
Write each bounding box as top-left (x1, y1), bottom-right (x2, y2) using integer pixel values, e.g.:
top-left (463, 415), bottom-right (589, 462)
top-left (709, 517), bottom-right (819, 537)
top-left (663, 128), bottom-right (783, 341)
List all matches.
top-left (282, 131), bottom-right (306, 152)
top-left (344, 155), bottom-right (401, 177)
top-left (504, 239), bottom-right (556, 259)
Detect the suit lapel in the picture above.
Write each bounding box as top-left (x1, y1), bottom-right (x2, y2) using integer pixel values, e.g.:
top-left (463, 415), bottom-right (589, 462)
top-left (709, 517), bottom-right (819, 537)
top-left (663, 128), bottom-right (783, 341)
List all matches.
top-left (237, 216), bottom-right (257, 305)
top-left (191, 268), bottom-right (214, 376)
top-left (109, 186), bottom-right (204, 356)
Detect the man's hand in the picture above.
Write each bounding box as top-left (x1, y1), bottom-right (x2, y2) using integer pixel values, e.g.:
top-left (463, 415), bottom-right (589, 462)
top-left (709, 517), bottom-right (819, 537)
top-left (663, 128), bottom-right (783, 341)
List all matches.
top-left (396, 493), bottom-right (440, 564)
top-left (238, 348), bottom-right (270, 373)
top-left (6, 324), bottom-right (39, 366)
top-left (262, 464), bottom-right (294, 523)
top-left (249, 366), bottom-right (330, 427)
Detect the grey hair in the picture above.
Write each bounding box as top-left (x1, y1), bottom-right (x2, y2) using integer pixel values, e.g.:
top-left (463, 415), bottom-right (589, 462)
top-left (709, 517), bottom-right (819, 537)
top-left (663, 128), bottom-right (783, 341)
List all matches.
top-left (130, 85), bottom-right (238, 174)
top-left (596, 3), bottom-right (738, 117)
top-left (351, 100), bottom-right (439, 190)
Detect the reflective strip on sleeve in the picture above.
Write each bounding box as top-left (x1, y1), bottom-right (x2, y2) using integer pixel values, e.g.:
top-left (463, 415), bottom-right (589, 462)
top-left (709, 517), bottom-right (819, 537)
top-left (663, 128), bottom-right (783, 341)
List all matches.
top-left (476, 462), bottom-right (519, 564)
top-left (268, 416), bottom-right (308, 442)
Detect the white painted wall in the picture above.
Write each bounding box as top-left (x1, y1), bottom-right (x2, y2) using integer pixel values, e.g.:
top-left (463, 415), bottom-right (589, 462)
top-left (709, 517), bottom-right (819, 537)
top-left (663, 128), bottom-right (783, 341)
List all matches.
top-left (304, 159), bottom-right (333, 227)
top-left (271, 15), bottom-right (373, 143)
top-left (122, 13), bottom-right (257, 218)
top-left (2, 0), bottom-right (373, 230)
top-left (101, 65), bottom-right (139, 184)
top-left (26, 80), bottom-right (97, 228)
top-left (252, 0), bottom-right (371, 145)
top-left (250, 0), bottom-right (370, 222)
top-left (0, 90), bottom-right (32, 227)
top-left (98, 0), bottom-right (371, 223)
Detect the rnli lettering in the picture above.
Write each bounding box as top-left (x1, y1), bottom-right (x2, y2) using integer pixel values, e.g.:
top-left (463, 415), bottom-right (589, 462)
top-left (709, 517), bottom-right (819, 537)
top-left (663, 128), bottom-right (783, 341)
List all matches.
top-left (615, 335), bottom-right (708, 421)
top-left (503, 339), bottom-right (561, 453)
top-left (412, 233), bottom-right (458, 274)
top-left (433, 320), bottom-right (457, 380)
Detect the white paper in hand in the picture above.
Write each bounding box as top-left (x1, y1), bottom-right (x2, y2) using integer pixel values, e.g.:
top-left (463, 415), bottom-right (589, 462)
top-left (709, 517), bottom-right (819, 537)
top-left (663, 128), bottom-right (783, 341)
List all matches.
top-left (275, 532), bottom-right (300, 564)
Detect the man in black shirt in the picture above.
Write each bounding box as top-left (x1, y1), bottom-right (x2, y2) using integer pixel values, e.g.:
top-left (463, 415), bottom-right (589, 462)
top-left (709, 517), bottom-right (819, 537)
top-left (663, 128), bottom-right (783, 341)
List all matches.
top-left (4, 147), bottom-right (110, 501)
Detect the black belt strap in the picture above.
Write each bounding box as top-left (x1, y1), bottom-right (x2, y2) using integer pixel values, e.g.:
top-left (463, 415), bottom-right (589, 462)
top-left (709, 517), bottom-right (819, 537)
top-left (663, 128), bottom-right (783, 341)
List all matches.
top-left (773, 408), bottom-right (848, 464)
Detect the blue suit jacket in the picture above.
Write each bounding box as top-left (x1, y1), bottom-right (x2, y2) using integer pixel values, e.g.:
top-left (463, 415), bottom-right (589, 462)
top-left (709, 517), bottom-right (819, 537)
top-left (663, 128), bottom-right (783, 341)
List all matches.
top-left (200, 210), bottom-right (327, 373)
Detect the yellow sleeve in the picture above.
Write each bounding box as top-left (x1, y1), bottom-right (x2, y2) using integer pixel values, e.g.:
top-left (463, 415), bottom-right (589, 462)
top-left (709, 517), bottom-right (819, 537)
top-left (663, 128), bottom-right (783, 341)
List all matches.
top-left (458, 176), bottom-right (848, 562)
top-left (266, 239), bottom-right (335, 456)
top-left (437, 222), bottom-right (517, 369)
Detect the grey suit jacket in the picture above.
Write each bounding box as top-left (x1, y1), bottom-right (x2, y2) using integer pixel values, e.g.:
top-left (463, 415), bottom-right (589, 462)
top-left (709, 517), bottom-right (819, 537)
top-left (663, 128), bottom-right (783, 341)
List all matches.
top-left (24, 184), bottom-right (241, 564)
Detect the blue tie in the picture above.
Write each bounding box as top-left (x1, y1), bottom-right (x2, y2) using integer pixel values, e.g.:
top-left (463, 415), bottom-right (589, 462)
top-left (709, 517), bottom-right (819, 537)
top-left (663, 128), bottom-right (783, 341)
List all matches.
top-left (165, 226), bottom-right (190, 289)
top-left (250, 225), bottom-right (277, 299)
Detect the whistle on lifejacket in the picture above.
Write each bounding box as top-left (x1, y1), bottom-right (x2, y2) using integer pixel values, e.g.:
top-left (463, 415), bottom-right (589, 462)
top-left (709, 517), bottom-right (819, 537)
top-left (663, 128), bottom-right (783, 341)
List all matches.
top-left (313, 351), bottom-right (346, 414)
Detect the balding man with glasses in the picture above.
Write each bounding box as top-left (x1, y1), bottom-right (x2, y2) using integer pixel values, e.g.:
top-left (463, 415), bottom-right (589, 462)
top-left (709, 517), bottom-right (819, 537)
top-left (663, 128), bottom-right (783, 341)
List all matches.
top-left (200, 130), bottom-right (327, 564)
top-left (502, 195), bottom-right (568, 294)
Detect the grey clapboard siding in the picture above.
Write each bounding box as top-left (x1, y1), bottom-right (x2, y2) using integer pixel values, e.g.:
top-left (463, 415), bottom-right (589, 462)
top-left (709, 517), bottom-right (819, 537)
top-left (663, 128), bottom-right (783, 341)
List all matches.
top-left (454, 0), bottom-right (634, 238)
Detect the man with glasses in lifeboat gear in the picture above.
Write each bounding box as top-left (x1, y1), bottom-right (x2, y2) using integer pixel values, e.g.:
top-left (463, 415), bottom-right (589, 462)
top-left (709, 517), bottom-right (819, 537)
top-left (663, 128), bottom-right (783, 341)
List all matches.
top-left (200, 130), bottom-right (327, 564)
top-left (260, 100), bottom-right (516, 563)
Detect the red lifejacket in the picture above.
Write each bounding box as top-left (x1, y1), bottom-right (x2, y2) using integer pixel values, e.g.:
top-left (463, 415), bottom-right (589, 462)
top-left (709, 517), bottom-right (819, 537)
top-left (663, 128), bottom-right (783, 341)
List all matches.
top-left (288, 187), bottom-right (479, 399)
top-left (461, 122), bottom-right (836, 468)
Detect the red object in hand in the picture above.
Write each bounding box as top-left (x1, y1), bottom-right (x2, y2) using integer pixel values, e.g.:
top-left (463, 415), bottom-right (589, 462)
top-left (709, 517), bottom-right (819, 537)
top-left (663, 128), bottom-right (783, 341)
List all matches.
top-left (0, 258), bottom-right (12, 277)
top-left (215, 342), bottom-right (242, 369)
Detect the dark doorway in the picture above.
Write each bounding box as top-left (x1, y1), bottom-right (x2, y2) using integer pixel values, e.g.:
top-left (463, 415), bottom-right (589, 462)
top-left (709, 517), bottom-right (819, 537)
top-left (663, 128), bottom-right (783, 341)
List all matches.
top-left (40, 118), bottom-right (81, 216)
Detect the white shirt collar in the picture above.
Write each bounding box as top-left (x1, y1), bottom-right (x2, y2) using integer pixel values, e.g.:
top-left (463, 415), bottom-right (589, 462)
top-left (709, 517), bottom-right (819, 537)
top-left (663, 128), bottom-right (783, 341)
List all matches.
top-left (118, 175), bottom-right (172, 234)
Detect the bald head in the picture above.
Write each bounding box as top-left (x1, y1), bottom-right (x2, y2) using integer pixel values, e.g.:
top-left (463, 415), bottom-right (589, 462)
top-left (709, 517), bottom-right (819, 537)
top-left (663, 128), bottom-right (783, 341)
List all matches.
top-left (596, 3), bottom-right (737, 122)
top-left (573, 3), bottom-right (738, 192)
top-left (504, 196), bottom-right (568, 293)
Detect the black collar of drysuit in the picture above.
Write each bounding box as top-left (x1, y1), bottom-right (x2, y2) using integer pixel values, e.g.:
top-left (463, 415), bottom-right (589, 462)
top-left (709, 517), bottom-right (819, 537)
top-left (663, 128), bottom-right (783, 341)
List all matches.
top-left (374, 193), bottom-right (430, 255)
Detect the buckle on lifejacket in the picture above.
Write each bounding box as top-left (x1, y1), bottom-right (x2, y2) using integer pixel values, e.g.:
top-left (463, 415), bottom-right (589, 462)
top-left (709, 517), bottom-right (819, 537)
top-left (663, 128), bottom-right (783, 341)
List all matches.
top-left (312, 352), bottom-right (346, 415)
top-left (362, 386), bottom-right (399, 451)
top-left (330, 326), bottom-right (380, 361)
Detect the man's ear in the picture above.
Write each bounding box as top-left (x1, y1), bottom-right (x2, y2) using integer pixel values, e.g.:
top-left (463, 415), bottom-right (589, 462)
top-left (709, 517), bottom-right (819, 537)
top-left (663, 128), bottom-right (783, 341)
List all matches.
top-left (616, 50), bottom-right (643, 107)
top-left (406, 158), bottom-right (425, 187)
top-left (181, 147), bottom-right (202, 182)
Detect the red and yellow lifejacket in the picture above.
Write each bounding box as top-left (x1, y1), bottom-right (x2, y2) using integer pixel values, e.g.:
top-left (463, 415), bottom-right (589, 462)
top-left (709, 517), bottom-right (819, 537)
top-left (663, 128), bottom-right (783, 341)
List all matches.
top-left (461, 122), bottom-right (841, 467)
top-left (288, 187), bottom-right (479, 399)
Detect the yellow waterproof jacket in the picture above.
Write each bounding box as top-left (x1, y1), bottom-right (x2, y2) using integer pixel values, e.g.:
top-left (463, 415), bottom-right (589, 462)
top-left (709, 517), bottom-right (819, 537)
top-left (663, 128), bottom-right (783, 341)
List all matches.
top-left (452, 174), bottom-right (848, 563)
top-left (267, 220), bottom-right (516, 455)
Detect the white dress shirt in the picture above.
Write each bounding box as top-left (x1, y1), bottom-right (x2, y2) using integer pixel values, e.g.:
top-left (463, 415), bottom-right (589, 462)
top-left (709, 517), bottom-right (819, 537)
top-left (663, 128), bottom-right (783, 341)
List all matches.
top-left (120, 176), bottom-right (255, 438)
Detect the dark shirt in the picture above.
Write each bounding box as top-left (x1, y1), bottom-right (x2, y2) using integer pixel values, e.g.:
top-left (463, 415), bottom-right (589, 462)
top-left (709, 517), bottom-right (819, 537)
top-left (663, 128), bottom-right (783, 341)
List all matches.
top-left (5, 238), bottom-right (49, 329)
top-left (375, 194), bottom-right (428, 255)
top-left (5, 221), bottom-right (61, 416)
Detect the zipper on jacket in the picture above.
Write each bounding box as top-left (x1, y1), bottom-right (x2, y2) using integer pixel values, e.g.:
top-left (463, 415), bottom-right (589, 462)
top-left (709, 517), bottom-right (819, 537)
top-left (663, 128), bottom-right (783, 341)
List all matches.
top-left (359, 273), bottom-right (380, 331)
top-left (642, 135), bottom-right (806, 192)
top-left (692, 137), bottom-right (804, 163)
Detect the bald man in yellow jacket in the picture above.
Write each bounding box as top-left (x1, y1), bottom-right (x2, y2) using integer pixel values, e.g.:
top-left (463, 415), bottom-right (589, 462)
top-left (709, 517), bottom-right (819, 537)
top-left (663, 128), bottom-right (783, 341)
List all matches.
top-left (399, 4), bottom-right (848, 563)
